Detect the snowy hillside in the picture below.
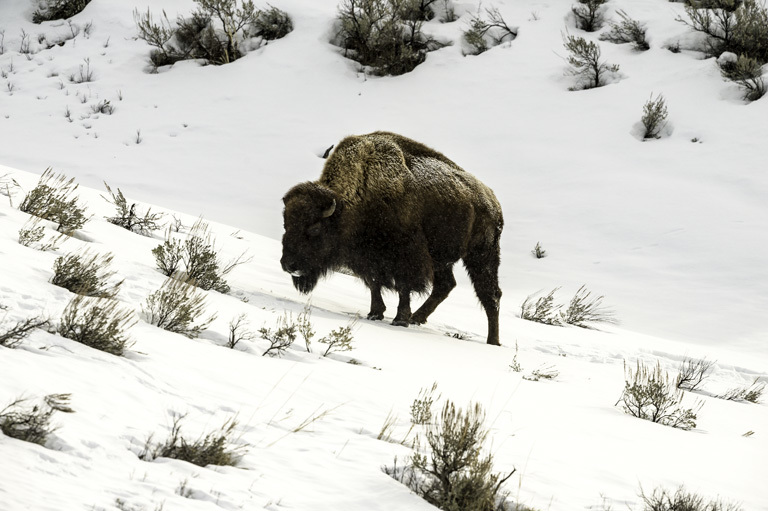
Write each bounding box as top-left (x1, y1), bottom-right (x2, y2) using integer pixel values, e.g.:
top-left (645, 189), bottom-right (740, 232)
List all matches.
top-left (1, 0), bottom-right (766, 510)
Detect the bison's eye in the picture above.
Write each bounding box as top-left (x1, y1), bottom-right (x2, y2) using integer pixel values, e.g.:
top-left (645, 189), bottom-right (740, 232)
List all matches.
top-left (307, 223), bottom-right (322, 237)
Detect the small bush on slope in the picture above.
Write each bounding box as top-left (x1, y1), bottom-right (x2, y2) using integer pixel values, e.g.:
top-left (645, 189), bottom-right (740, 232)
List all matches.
top-left (0, 394), bottom-right (74, 445)
top-left (58, 295), bottom-right (137, 356)
top-left (135, 1), bottom-right (292, 68)
top-left (152, 219), bottom-right (249, 293)
top-left (139, 413), bottom-right (245, 467)
top-left (520, 286), bottom-right (616, 328)
top-left (562, 34), bottom-right (620, 90)
top-left (520, 288), bottom-right (561, 325)
top-left (32, 0), bottom-right (91, 23)
top-left (600, 10), bottom-right (649, 51)
top-left (531, 242), bottom-right (546, 259)
top-left (718, 377), bottom-right (765, 403)
top-left (51, 251), bottom-right (122, 299)
top-left (679, 0), bottom-right (768, 101)
top-left (296, 303), bottom-right (315, 353)
top-left (334, 0), bottom-right (445, 76)
top-left (143, 277), bottom-right (217, 339)
top-left (152, 236), bottom-right (184, 278)
top-left (194, 0), bottom-right (262, 62)
top-left (679, 0), bottom-right (768, 63)
top-left (18, 218), bottom-right (66, 251)
top-left (640, 485), bottom-right (743, 511)
top-left (718, 53), bottom-right (766, 101)
top-left (572, 0), bottom-right (607, 32)
top-left (559, 285), bottom-right (617, 327)
top-left (619, 361), bottom-right (700, 430)
top-left (385, 401), bottom-right (516, 511)
top-left (226, 313), bottom-right (258, 349)
top-left (462, 7), bottom-right (517, 56)
top-left (102, 183), bottom-right (165, 236)
top-left (641, 94), bottom-right (669, 139)
top-left (181, 225), bottom-right (231, 293)
top-left (0, 305), bottom-right (50, 348)
top-left (19, 168), bottom-right (89, 234)
top-left (676, 357), bottom-right (715, 391)
top-left (250, 5), bottom-right (294, 40)
top-left (319, 319), bottom-right (357, 356)
top-left (259, 312), bottom-right (297, 357)
top-left (410, 382), bottom-right (439, 426)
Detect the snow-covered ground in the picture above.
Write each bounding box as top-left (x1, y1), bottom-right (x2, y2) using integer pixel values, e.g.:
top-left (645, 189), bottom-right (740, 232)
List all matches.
top-left (1, 0), bottom-right (766, 510)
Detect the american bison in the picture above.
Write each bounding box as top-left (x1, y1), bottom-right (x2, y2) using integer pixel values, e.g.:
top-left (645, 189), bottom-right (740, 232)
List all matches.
top-left (280, 131), bottom-right (504, 345)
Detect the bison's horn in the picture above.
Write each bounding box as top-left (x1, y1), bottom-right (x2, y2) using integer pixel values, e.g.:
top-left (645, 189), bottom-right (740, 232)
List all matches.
top-left (322, 199), bottom-right (336, 218)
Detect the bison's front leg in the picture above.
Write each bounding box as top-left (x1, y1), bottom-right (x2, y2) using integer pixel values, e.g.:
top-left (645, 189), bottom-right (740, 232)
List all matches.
top-left (367, 284), bottom-right (386, 321)
top-left (392, 289), bottom-right (412, 327)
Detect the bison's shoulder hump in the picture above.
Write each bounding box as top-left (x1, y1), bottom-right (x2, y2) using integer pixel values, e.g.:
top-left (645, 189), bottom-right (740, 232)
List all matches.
top-left (320, 133), bottom-right (413, 204)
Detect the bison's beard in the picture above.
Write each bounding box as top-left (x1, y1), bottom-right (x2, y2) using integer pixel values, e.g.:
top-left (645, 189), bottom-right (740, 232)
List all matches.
top-left (292, 272), bottom-right (320, 294)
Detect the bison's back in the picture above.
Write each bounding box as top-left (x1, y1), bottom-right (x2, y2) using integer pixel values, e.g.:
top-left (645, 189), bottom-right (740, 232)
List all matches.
top-left (321, 131), bottom-right (500, 216)
top-left (322, 132), bottom-right (501, 266)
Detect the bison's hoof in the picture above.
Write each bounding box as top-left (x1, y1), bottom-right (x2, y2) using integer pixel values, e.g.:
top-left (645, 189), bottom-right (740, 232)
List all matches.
top-left (409, 314), bottom-right (427, 325)
top-left (367, 312), bottom-right (384, 321)
top-left (391, 319), bottom-right (410, 328)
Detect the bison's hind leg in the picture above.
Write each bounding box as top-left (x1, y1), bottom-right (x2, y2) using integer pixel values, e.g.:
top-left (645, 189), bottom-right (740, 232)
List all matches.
top-left (410, 265), bottom-right (457, 325)
top-left (463, 245), bottom-right (502, 346)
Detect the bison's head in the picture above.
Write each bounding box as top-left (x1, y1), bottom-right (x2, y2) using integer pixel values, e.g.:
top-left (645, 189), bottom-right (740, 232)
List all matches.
top-left (280, 182), bottom-right (341, 294)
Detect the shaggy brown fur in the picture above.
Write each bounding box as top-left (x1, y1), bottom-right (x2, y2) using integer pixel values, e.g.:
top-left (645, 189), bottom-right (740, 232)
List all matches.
top-left (281, 131), bottom-right (504, 345)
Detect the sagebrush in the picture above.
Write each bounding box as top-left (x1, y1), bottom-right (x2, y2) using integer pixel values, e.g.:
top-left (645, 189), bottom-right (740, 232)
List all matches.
top-left (619, 361), bottom-right (700, 430)
top-left (139, 413), bottom-right (245, 467)
top-left (562, 34), bottom-right (619, 90)
top-left (297, 303), bottom-right (315, 353)
top-left (531, 242), bottom-right (546, 259)
top-left (143, 277), bottom-right (217, 338)
top-left (572, 0), bottom-right (607, 32)
top-left (51, 251), bottom-right (122, 298)
top-left (250, 5), bottom-right (294, 40)
top-left (385, 400), bottom-right (515, 511)
top-left (319, 319), bottom-right (357, 356)
top-left (0, 394), bottom-right (74, 445)
top-left (0, 306), bottom-right (50, 348)
top-left (135, 0), bottom-right (291, 68)
top-left (676, 357), bottom-right (714, 391)
top-left (560, 285), bottom-right (617, 327)
top-left (259, 312), bottom-right (297, 357)
top-left (334, 0), bottom-right (444, 76)
top-left (33, 0), bottom-right (92, 23)
top-left (641, 93), bottom-right (669, 139)
top-left (18, 218), bottom-right (66, 252)
top-left (227, 313), bottom-right (257, 349)
top-left (19, 168), bottom-right (89, 234)
top-left (719, 53), bottom-right (766, 101)
top-left (520, 288), bottom-right (561, 325)
top-left (463, 7), bottom-right (517, 56)
top-left (640, 485), bottom-right (743, 511)
top-left (718, 377), bottom-right (765, 403)
top-left (152, 219), bottom-right (248, 293)
top-left (521, 286), bottom-right (616, 328)
top-left (102, 182), bottom-right (164, 235)
top-left (600, 10), bottom-right (649, 51)
top-left (58, 295), bottom-right (136, 356)
top-left (679, 0), bottom-right (768, 63)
